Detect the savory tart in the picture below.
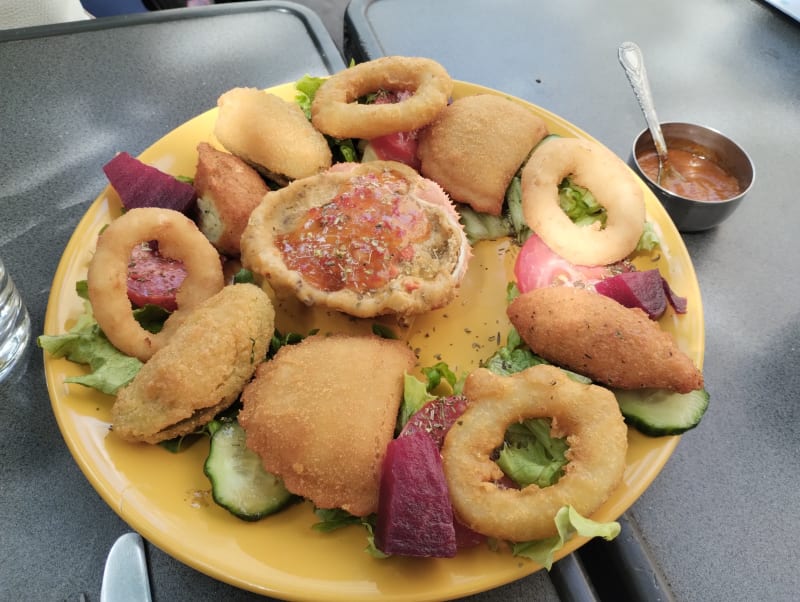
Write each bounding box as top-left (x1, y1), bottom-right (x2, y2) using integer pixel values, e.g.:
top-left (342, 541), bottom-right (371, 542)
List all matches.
top-left (240, 160), bottom-right (471, 318)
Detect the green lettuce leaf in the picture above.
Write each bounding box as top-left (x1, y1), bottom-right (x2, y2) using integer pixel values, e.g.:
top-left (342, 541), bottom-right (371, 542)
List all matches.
top-left (483, 327), bottom-right (548, 376)
top-left (233, 268), bottom-right (255, 284)
top-left (397, 373), bottom-right (436, 430)
top-left (496, 419), bottom-right (569, 488)
top-left (131, 304), bottom-right (170, 334)
top-left (312, 508), bottom-right (387, 558)
top-left (421, 361), bottom-right (458, 394)
top-left (505, 174), bottom-right (530, 243)
top-left (455, 173), bottom-right (530, 245)
top-left (311, 507), bottom-right (363, 532)
top-left (559, 177), bottom-right (607, 227)
top-left (268, 329), bottom-right (316, 360)
top-left (484, 326), bottom-right (591, 384)
top-left (295, 74), bottom-right (326, 119)
top-left (636, 221), bottom-right (660, 252)
top-left (371, 323), bottom-right (399, 339)
top-left (294, 74), bottom-right (359, 163)
top-left (37, 302), bottom-right (142, 395)
top-left (457, 204), bottom-right (512, 244)
top-left (511, 506), bottom-right (621, 569)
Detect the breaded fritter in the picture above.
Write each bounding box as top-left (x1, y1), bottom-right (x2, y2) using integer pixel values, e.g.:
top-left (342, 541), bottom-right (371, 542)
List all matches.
top-left (417, 94), bottom-right (549, 216)
top-left (238, 334), bottom-right (417, 517)
top-left (193, 142), bottom-right (269, 257)
top-left (112, 284), bottom-right (275, 443)
top-left (214, 87), bottom-right (332, 185)
top-left (507, 286), bottom-right (703, 393)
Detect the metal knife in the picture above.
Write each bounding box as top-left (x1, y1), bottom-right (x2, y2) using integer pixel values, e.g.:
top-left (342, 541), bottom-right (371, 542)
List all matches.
top-left (100, 533), bottom-right (153, 602)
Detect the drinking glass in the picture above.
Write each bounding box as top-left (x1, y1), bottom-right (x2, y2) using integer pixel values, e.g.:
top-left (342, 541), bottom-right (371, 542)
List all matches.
top-left (0, 257), bottom-right (31, 383)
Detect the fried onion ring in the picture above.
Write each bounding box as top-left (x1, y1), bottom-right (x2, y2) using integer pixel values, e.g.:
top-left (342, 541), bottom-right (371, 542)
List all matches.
top-left (311, 56), bottom-right (453, 139)
top-left (87, 207), bottom-right (224, 361)
top-left (441, 365), bottom-right (628, 542)
top-left (521, 136), bottom-right (645, 266)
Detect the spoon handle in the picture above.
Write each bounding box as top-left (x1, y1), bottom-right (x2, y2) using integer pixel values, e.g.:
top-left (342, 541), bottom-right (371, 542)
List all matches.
top-left (618, 41), bottom-right (668, 159)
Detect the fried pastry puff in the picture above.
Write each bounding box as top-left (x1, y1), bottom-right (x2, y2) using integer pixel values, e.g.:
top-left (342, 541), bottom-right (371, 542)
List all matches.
top-left (417, 94), bottom-right (549, 215)
top-left (239, 334), bottom-right (417, 516)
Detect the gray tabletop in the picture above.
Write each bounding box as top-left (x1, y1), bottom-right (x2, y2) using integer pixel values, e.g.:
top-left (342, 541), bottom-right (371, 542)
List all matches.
top-left (345, 0), bottom-right (800, 600)
top-left (0, 2), bottom-right (559, 601)
top-left (3, 0), bottom-right (798, 601)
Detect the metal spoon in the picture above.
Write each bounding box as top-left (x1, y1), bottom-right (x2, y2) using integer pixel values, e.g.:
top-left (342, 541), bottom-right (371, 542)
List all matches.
top-left (618, 41), bottom-right (684, 186)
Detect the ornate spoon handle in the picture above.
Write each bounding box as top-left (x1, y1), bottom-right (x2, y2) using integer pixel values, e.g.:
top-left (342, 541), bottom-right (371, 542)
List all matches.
top-left (618, 41), bottom-right (669, 162)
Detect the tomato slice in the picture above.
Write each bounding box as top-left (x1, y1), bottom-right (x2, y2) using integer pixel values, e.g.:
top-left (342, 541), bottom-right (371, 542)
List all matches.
top-left (367, 89), bottom-right (421, 169)
top-left (514, 233), bottom-right (622, 293)
top-left (127, 241), bottom-right (187, 311)
top-left (368, 131), bottom-right (420, 170)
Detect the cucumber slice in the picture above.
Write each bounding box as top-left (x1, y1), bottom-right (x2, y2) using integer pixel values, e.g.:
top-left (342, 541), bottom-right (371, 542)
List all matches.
top-left (204, 420), bottom-right (294, 521)
top-left (615, 388), bottom-right (710, 437)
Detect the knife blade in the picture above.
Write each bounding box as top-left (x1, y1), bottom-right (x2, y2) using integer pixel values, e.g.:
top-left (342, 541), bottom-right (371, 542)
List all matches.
top-left (100, 533), bottom-right (152, 602)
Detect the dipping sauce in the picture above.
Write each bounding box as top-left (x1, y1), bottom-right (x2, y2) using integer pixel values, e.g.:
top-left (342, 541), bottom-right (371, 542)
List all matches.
top-left (637, 145), bottom-right (741, 201)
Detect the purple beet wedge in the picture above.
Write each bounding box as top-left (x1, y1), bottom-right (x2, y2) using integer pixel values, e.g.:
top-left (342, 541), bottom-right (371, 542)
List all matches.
top-left (103, 152), bottom-right (197, 213)
top-left (399, 395), bottom-right (468, 448)
top-left (375, 430), bottom-right (456, 558)
top-left (399, 394), bottom-right (485, 548)
top-left (595, 269), bottom-right (687, 319)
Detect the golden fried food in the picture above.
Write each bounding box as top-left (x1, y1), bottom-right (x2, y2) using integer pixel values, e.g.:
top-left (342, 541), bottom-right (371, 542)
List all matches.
top-left (442, 365), bottom-right (628, 542)
top-left (311, 56), bottom-right (453, 139)
top-left (417, 94), bottom-right (549, 216)
top-left (238, 334), bottom-right (417, 517)
top-left (193, 142), bottom-right (270, 257)
top-left (87, 207), bottom-right (224, 362)
top-left (112, 284), bottom-right (275, 443)
top-left (507, 286), bottom-right (704, 393)
top-left (214, 87), bottom-right (332, 185)
top-left (521, 136), bottom-right (645, 266)
top-left (240, 161), bottom-right (471, 318)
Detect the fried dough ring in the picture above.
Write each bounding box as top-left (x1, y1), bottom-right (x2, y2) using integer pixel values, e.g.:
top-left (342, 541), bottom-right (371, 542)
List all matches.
top-left (441, 365), bottom-right (628, 542)
top-left (87, 207), bottom-right (224, 361)
top-left (521, 137), bottom-right (645, 266)
top-left (311, 56), bottom-right (453, 139)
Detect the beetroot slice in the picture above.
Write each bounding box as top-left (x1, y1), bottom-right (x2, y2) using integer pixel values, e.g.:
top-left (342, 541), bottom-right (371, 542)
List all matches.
top-left (453, 519), bottom-right (485, 548)
top-left (103, 152), bottom-right (197, 213)
top-left (399, 395), bottom-right (469, 449)
top-left (662, 279), bottom-right (688, 314)
top-left (374, 430), bottom-right (456, 558)
top-left (595, 269), bottom-right (687, 319)
top-left (398, 395), bottom-right (484, 548)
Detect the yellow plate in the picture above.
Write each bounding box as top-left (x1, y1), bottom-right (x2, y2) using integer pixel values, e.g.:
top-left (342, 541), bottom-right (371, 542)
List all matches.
top-left (43, 81), bottom-right (704, 601)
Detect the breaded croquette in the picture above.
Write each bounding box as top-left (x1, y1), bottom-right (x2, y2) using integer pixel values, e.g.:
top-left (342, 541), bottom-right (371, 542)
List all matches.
top-left (238, 334), bottom-right (417, 517)
top-left (507, 286), bottom-right (703, 393)
top-left (417, 94), bottom-right (549, 216)
top-left (112, 284), bottom-right (275, 443)
top-left (214, 87), bottom-right (332, 185)
top-left (193, 142), bottom-right (269, 257)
